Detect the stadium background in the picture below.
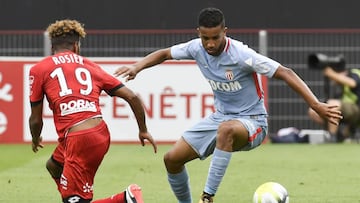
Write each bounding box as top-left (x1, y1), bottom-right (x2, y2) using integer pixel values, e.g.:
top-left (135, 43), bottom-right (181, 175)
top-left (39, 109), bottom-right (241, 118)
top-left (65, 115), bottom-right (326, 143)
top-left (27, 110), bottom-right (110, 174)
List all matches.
top-left (1, 0), bottom-right (360, 141)
top-left (1, 0), bottom-right (360, 29)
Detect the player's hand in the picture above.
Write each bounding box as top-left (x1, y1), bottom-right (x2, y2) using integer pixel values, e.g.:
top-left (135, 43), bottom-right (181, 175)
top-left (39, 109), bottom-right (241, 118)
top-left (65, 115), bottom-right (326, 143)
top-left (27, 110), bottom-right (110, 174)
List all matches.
top-left (114, 65), bottom-right (138, 82)
top-left (32, 136), bottom-right (44, 153)
top-left (138, 131), bottom-right (157, 153)
top-left (312, 102), bottom-right (343, 125)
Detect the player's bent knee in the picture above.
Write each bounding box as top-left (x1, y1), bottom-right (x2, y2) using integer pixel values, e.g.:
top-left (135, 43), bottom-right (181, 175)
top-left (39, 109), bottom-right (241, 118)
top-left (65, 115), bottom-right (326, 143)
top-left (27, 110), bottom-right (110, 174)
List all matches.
top-left (63, 195), bottom-right (90, 203)
top-left (218, 121), bottom-right (240, 136)
top-left (217, 123), bottom-right (236, 140)
top-left (163, 151), bottom-right (185, 173)
top-left (217, 121), bottom-right (248, 150)
top-left (163, 152), bottom-right (173, 166)
top-left (46, 158), bottom-right (63, 178)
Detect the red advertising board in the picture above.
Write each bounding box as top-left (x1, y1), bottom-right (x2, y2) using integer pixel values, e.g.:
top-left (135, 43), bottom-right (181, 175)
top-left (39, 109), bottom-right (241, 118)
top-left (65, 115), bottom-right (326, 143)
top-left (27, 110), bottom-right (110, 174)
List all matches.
top-left (0, 61), bottom-right (26, 142)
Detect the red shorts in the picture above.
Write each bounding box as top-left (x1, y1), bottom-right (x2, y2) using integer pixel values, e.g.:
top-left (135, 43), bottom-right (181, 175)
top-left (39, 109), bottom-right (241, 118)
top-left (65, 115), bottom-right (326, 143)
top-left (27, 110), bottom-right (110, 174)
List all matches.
top-left (54, 121), bottom-right (110, 200)
top-left (52, 137), bottom-right (65, 167)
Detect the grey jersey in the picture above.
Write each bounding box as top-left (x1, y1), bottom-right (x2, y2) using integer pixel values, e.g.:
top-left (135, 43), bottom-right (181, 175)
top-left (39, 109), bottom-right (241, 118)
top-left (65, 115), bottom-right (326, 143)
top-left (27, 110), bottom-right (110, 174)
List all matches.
top-left (170, 37), bottom-right (280, 115)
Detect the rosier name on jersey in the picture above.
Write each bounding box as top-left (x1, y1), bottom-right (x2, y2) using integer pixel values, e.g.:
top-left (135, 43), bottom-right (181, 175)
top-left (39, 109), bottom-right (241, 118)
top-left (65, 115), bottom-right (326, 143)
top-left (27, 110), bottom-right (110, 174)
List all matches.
top-left (60, 99), bottom-right (96, 116)
top-left (52, 54), bottom-right (84, 65)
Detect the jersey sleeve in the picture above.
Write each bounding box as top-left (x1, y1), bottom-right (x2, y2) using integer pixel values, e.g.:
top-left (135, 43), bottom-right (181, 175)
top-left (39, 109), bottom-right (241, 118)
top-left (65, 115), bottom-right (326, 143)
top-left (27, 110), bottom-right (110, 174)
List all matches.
top-left (170, 40), bottom-right (197, 60)
top-left (240, 46), bottom-right (280, 78)
top-left (92, 64), bottom-right (124, 96)
top-left (29, 64), bottom-right (44, 105)
top-left (251, 52), bottom-right (280, 78)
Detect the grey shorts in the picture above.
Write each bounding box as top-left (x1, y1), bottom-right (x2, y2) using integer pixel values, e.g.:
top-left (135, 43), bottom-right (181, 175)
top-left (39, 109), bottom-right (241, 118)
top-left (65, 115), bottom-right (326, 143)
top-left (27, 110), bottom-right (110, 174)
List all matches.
top-left (182, 112), bottom-right (268, 160)
top-left (341, 102), bottom-right (360, 126)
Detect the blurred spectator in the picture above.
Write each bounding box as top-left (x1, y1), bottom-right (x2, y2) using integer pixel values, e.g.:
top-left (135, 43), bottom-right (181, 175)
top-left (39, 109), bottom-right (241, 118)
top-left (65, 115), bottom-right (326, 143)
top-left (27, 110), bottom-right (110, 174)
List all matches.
top-left (308, 66), bottom-right (360, 142)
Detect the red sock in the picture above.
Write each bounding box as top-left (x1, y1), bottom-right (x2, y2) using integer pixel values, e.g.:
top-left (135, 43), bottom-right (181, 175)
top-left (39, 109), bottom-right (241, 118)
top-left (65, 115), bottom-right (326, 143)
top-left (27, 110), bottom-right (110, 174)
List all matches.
top-left (92, 192), bottom-right (125, 203)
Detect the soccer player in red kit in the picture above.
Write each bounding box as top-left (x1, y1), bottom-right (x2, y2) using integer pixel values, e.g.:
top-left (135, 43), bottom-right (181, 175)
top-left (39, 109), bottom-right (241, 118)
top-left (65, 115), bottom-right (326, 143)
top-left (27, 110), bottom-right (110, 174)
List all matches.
top-left (29, 19), bottom-right (157, 203)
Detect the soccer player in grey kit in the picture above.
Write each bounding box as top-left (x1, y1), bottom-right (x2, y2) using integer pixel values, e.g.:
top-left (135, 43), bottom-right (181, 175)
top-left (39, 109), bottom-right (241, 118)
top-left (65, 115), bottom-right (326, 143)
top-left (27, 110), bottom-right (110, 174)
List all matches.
top-left (115, 7), bottom-right (342, 203)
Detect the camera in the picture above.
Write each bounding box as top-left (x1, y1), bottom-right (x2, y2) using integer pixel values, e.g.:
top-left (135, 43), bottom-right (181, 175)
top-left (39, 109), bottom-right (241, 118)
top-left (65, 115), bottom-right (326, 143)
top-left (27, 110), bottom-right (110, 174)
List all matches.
top-left (307, 53), bottom-right (346, 72)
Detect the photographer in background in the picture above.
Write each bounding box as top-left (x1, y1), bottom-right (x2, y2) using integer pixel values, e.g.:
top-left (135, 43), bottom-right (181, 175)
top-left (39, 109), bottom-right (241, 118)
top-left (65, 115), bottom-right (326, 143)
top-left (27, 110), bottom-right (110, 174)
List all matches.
top-left (308, 53), bottom-right (360, 142)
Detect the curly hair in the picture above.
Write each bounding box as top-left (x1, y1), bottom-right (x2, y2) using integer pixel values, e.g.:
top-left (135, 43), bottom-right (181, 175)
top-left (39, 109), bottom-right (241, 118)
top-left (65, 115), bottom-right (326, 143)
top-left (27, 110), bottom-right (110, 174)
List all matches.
top-left (46, 19), bottom-right (86, 47)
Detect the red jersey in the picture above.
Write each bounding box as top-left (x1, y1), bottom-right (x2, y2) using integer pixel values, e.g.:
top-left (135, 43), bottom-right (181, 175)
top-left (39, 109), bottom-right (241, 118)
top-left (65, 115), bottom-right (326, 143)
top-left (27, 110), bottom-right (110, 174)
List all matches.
top-left (29, 51), bottom-right (123, 138)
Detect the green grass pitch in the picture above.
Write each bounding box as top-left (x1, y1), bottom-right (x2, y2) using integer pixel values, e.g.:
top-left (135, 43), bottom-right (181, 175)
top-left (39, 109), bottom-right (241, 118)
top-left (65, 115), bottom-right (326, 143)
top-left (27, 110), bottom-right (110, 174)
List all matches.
top-left (1, 143), bottom-right (360, 202)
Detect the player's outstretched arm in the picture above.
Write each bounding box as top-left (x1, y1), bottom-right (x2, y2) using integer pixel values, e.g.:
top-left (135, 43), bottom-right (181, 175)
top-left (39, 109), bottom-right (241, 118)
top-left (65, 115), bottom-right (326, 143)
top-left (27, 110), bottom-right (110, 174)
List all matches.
top-left (114, 48), bottom-right (172, 82)
top-left (29, 103), bottom-right (44, 152)
top-left (113, 86), bottom-right (157, 153)
top-left (273, 65), bottom-right (343, 125)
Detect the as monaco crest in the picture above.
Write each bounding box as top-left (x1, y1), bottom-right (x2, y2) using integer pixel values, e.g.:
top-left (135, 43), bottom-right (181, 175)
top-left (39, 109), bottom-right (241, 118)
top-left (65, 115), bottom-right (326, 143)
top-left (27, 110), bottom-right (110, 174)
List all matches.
top-left (225, 69), bottom-right (234, 81)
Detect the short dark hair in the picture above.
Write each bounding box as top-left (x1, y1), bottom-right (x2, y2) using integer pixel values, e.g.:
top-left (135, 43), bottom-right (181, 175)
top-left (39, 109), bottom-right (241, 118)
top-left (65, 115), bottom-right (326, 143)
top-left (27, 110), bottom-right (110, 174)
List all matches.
top-left (198, 7), bottom-right (225, 28)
